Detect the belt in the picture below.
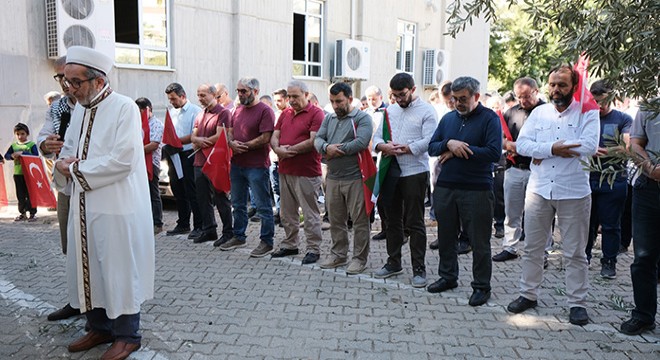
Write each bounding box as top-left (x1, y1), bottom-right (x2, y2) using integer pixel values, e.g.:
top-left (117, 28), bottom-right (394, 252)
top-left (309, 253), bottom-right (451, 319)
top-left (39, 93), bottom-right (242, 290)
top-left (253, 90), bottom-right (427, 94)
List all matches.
top-left (510, 163), bottom-right (530, 170)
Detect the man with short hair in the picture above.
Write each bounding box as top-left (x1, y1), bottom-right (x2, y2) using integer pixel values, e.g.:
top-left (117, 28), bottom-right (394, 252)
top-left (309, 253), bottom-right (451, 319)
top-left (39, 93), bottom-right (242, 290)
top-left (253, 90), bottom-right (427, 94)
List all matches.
top-left (271, 80), bottom-right (325, 264)
top-left (427, 76), bottom-right (502, 306)
top-left (221, 78), bottom-right (276, 257)
top-left (314, 83), bottom-right (372, 274)
top-left (269, 88), bottom-right (290, 224)
top-left (164, 83), bottom-right (203, 237)
top-left (38, 55), bottom-right (81, 322)
top-left (53, 46), bottom-right (154, 359)
top-left (507, 65), bottom-right (599, 326)
top-left (135, 97), bottom-right (164, 235)
top-left (373, 74), bottom-right (437, 287)
top-left (214, 83), bottom-right (234, 110)
top-left (190, 84), bottom-right (233, 245)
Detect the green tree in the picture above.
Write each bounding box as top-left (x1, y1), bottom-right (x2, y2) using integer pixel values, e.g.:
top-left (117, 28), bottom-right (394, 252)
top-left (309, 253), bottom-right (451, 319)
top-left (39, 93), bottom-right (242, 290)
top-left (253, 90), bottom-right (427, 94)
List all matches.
top-left (449, 0), bottom-right (660, 110)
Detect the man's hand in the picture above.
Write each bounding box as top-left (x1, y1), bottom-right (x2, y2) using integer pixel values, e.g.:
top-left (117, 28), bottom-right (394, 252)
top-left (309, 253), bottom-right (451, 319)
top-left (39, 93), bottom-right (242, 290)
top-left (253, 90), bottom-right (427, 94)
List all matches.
top-left (447, 139), bottom-right (473, 159)
top-left (275, 145), bottom-right (297, 159)
top-left (595, 147), bottom-right (609, 156)
top-left (532, 158), bottom-right (543, 166)
top-left (56, 157), bottom-right (78, 179)
top-left (325, 144), bottom-right (345, 159)
top-left (42, 134), bottom-right (64, 155)
top-left (504, 139), bottom-right (517, 156)
top-left (551, 140), bottom-right (581, 158)
top-left (230, 140), bottom-right (250, 154)
top-left (439, 151), bottom-right (454, 164)
top-left (378, 141), bottom-right (409, 156)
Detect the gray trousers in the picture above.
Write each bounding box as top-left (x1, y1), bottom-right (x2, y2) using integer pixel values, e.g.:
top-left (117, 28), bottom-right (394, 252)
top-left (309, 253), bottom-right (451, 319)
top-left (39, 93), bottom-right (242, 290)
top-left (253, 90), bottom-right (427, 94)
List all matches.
top-left (278, 174), bottom-right (323, 254)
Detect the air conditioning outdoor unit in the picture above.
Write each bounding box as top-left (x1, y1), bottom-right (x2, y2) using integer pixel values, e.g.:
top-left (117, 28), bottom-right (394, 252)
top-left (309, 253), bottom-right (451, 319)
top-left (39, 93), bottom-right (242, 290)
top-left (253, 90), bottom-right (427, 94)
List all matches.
top-left (45, 0), bottom-right (115, 60)
top-left (334, 39), bottom-right (370, 81)
top-left (422, 49), bottom-right (449, 87)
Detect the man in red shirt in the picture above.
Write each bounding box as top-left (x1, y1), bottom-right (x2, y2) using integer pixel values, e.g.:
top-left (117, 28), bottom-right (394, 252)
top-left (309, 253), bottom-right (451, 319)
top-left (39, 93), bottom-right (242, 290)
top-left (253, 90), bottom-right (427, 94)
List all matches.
top-left (270, 80), bottom-right (325, 264)
top-left (220, 78), bottom-right (276, 257)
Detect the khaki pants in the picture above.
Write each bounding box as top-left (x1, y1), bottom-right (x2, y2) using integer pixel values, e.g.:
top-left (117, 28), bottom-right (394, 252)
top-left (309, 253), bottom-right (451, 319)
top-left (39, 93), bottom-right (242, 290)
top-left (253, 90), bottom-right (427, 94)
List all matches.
top-left (325, 178), bottom-right (370, 264)
top-left (278, 174), bottom-right (323, 254)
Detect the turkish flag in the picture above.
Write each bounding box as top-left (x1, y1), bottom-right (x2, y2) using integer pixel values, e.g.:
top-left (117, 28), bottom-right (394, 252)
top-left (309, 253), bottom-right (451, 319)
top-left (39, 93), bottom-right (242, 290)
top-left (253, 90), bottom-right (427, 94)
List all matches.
top-left (162, 110), bottom-right (183, 148)
top-left (202, 127), bottom-right (231, 193)
top-left (0, 163), bottom-right (8, 207)
top-left (141, 109), bottom-right (153, 180)
top-left (19, 155), bottom-right (57, 208)
top-left (573, 53), bottom-right (600, 114)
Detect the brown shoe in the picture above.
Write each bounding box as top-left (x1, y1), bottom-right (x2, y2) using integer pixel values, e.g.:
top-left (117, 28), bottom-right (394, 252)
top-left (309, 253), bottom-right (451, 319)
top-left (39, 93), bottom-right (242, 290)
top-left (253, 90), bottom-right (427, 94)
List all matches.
top-left (101, 341), bottom-right (141, 360)
top-left (68, 331), bottom-right (114, 352)
top-left (47, 303), bottom-right (80, 321)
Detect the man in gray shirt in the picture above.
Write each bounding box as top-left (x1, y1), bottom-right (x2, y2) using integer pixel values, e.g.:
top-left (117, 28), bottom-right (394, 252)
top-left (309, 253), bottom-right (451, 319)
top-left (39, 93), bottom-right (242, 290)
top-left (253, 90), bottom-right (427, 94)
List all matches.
top-left (314, 82), bottom-right (373, 274)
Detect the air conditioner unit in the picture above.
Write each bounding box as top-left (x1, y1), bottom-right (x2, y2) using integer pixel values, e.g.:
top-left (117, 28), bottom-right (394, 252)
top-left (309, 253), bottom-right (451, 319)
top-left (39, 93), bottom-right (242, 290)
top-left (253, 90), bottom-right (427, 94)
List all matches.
top-left (422, 49), bottom-right (450, 87)
top-left (334, 39), bottom-right (370, 80)
top-left (45, 0), bottom-right (115, 60)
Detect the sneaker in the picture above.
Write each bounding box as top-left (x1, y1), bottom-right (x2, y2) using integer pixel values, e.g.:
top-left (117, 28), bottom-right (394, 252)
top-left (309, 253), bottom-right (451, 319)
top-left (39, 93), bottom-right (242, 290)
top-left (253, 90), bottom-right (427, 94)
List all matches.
top-left (219, 237), bottom-right (247, 251)
top-left (27, 214), bottom-right (37, 222)
top-left (301, 252), bottom-right (320, 264)
top-left (492, 250), bottom-right (518, 262)
top-left (600, 260), bottom-right (616, 279)
top-left (374, 264), bottom-right (403, 279)
top-left (187, 228), bottom-right (203, 240)
top-left (166, 226), bottom-right (191, 236)
top-left (620, 318), bottom-right (656, 336)
top-left (457, 241), bottom-right (472, 255)
top-left (250, 242), bottom-right (273, 258)
top-left (14, 214), bottom-right (27, 222)
top-left (346, 261), bottom-right (366, 275)
top-left (412, 270), bottom-right (427, 288)
top-left (212, 235), bottom-right (230, 247)
top-left (320, 257), bottom-right (348, 269)
top-left (250, 215), bottom-right (261, 222)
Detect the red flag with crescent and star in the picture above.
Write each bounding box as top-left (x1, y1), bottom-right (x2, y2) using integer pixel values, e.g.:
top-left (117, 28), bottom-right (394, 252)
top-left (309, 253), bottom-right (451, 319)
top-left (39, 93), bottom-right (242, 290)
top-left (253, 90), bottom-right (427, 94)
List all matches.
top-left (19, 155), bottom-right (57, 208)
top-left (573, 53), bottom-right (600, 114)
top-left (141, 108), bottom-right (153, 180)
top-left (0, 162), bottom-right (8, 207)
top-left (162, 110), bottom-right (183, 148)
top-left (202, 126), bottom-right (232, 193)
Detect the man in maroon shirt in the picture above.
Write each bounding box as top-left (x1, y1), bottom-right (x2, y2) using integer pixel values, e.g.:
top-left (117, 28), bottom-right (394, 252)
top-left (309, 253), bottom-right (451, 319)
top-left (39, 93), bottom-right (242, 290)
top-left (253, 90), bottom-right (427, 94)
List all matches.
top-left (270, 80), bottom-right (325, 264)
top-left (190, 84), bottom-right (233, 245)
top-left (220, 78), bottom-right (276, 257)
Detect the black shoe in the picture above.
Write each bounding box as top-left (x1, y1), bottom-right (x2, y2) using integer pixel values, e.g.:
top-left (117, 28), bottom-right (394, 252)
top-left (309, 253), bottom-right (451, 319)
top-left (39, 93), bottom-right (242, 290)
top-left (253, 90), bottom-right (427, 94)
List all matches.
top-left (47, 303), bottom-right (80, 321)
top-left (600, 259), bottom-right (617, 279)
top-left (429, 239), bottom-right (439, 250)
top-left (469, 289), bottom-right (491, 306)
top-left (620, 318), bottom-right (656, 335)
top-left (457, 241), bottom-right (472, 255)
top-left (492, 250), bottom-right (518, 262)
top-left (543, 257), bottom-right (549, 269)
top-left (427, 278), bottom-right (458, 293)
top-left (212, 235), bottom-right (230, 247)
top-left (193, 231), bottom-right (218, 243)
top-left (166, 226), bottom-right (191, 236)
top-left (250, 215), bottom-right (261, 222)
top-left (302, 252), bottom-right (320, 264)
top-left (247, 208), bottom-right (256, 218)
top-left (271, 248), bottom-right (300, 258)
top-left (187, 228), bottom-right (203, 239)
top-left (372, 231), bottom-right (386, 241)
top-left (274, 213), bottom-right (281, 225)
top-left (569, 307), bottom-right (589, 326)
top-left (507, 296), bottom-right (537, 314)
top-left (494, 228), bottom-right (505, 238)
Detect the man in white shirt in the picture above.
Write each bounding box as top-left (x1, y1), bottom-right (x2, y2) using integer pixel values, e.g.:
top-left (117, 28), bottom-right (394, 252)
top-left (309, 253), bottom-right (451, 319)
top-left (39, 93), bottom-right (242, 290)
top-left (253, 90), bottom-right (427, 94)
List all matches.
top-left (506, 65), bottom-right (599, 326)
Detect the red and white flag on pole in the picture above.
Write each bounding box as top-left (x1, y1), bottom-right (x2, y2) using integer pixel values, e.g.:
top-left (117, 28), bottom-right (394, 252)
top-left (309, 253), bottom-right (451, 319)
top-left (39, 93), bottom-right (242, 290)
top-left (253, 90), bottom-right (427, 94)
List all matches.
top-left (573, 53), bottom-right (600, 114)
top-left (141, 108), bottom-right (153, 180)
top-left (202, 126), bottom-right (232, 193)
top-left (19, 155), bottom-right (57, 208)
top-left (0, 163), bottom-right (8, 207)
top-left (162, 110), bottom-right (184, 179)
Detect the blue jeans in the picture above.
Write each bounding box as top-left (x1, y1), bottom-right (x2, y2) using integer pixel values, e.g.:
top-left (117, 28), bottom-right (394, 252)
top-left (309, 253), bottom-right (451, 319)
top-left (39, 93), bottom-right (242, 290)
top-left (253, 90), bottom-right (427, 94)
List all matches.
top-left (586, 179), bottom-right (627, 262)
top-left (630, 179), bottom-right (660, 323)
top-left (86, 308), bottom-right (141, 343)
top-left (230, 165), bottom-right (274, 245)
top-left (270, 161), bottom-right (280, 212)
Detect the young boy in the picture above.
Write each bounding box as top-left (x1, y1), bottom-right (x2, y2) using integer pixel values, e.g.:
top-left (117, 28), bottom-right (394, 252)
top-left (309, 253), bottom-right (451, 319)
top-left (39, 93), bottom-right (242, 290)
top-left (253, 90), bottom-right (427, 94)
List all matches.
top-left (4, 123), bottom-right (39, 221)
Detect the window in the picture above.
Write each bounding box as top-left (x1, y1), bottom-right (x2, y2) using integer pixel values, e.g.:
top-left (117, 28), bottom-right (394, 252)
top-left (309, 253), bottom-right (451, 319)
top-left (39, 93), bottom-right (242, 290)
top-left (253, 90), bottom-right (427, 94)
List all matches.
top-left (396, 21), bottom-right (416, 74)
top-left (114, 0), bottom-right (169, 68)
top-left (292, 0), bottom-right (323, 78)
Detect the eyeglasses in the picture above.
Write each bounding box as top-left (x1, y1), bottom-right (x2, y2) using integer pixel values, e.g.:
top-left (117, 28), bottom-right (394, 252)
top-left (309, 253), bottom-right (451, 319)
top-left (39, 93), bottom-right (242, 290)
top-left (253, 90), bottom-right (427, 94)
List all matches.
top-left (450, 95), bottom-right (472, 104)
top-left (63, 77), bottom-right (97, 89)
top-left (391, 89), bottom-right (410, 100)
top-left (53, 74), bottom-right (65, 82)
top-left (236, 88), bottom-right (251, 94)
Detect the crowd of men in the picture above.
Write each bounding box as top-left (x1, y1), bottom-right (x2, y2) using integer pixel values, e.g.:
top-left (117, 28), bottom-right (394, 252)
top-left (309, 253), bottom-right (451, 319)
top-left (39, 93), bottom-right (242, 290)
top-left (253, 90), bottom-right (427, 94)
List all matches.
top-left (35, 45), bottom-right (659, 359)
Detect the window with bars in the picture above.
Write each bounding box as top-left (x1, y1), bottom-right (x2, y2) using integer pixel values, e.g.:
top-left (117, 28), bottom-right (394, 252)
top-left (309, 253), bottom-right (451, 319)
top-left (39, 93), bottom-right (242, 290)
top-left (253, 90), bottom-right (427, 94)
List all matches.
top-left (114, 0), bottom-right (170, 68)
top-left (396, 21), bottom-right (416, 74)
top-left (292, 0), bottom-right (323, 78)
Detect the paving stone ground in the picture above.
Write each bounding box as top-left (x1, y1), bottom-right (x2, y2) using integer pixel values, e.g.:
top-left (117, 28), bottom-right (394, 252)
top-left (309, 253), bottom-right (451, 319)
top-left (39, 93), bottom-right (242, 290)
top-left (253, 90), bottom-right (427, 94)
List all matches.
top-left (0, 204), bottom-right (658, 359)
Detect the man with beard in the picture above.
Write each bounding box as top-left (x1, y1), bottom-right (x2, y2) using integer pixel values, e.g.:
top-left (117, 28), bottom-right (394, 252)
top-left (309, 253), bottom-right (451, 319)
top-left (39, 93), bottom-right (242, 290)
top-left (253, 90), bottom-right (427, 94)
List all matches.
top-left (53, 46), bottom-right (154, 359)
top-left (220, 78), bottom-right (276, 257)
top-left (37, 56), bottom-right (81, 321)
top-left (190, 84), bottom-right (233, 245)
top-left (314, 82), bottom-right (372, 274)
top-left (426, 76), bottom-right (502, 306)
top-left (372, 73), bottom-right (437, 287)
top-left (507, 65), bottom-right (599, 326)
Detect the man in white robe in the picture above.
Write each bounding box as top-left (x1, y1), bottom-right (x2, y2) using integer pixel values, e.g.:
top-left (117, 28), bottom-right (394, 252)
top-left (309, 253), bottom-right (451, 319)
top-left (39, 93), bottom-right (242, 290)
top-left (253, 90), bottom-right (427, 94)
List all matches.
top-left (53, 46), bottom-right (154, 360)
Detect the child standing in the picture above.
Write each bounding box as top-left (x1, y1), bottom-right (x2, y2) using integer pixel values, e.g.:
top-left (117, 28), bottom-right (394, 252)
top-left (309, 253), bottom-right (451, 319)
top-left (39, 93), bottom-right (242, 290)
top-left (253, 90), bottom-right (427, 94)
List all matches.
top-left (4, 123), bottom-right (39, 221)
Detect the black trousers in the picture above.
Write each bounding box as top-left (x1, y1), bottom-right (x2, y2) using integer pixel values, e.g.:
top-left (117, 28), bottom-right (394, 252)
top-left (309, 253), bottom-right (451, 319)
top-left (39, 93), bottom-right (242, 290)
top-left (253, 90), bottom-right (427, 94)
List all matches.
top-left (14, 175), bottom-right (36, 215)
top-left (167, 150), bottom-right (202, 230)
top-left (194, 166), bottom-right (233, 238)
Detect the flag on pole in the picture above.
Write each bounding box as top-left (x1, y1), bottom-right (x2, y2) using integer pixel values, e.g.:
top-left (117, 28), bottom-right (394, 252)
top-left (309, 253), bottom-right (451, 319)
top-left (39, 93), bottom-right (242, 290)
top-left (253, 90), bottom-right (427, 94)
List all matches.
top-left (573, 53), bottom-right (600, 114)
top-left (372, 109), bottom-right (392, 201)
top-left (162, 110), bottom-right (184, 179)
top-left (352, 119), bottom-right (378, 216)
top-left (141, 108), bottom-right (153, 180)
top-left (0, 163), bottom-right (8, 207)
top-left (19, 155), bottom-right (57, 208)
top-left (202, 126), bottom-right (232, 193)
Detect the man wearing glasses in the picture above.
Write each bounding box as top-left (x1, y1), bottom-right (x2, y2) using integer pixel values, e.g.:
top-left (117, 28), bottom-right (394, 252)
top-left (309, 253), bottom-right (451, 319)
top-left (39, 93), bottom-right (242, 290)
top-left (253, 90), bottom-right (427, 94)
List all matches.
top-left (427, 76), bottom-right (502, 307)
top-left (220, 78), bottom-right (276, 257)
top-left (37, 56), bottom-right (80, 322)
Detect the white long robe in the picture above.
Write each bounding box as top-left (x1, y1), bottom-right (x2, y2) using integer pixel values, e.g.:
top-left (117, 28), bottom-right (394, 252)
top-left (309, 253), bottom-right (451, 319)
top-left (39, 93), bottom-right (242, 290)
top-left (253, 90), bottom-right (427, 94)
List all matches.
top-left (54, 91), bottom-right (155, 319)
